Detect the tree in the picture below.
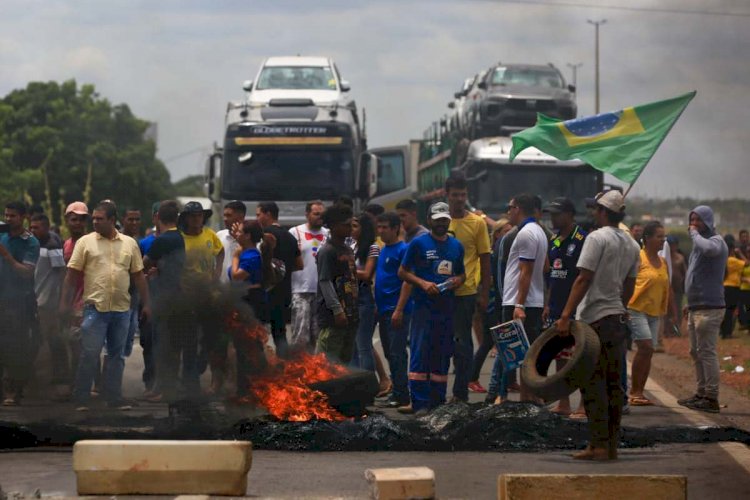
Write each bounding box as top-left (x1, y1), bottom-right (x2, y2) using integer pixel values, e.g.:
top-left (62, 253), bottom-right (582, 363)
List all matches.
top-left (0, 80), bottom-right (173, 226)
top-left (172, 175), bottom-right (206, 197)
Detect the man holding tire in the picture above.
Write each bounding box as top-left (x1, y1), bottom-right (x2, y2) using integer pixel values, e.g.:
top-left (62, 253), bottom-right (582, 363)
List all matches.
top-left (555, 191), bottom-right (640, 461)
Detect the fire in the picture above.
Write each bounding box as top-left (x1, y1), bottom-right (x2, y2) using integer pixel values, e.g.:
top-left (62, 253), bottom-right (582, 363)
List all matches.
top-left (225, 309), bottom-right (350, 421)
top-left (251, 352), bottom-right (350, 422)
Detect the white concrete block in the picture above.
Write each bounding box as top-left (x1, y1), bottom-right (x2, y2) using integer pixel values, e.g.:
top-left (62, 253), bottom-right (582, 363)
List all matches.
top-left (73, 439), bottom-right (252, 496)
top-left (365, 466), bottom-right (435, 499)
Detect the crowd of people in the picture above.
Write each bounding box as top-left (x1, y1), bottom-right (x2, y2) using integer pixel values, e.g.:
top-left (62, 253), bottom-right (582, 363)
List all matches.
top-left (0, 172), bottom-right (744, 460)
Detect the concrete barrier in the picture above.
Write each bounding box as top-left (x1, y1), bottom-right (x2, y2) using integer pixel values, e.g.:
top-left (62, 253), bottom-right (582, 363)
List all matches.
top-left (365, 466), bottom-right (435, 499)
top-left (73, 440), bottom-right (252, 496)
top-left (498, 474), bottom-right (686, 500)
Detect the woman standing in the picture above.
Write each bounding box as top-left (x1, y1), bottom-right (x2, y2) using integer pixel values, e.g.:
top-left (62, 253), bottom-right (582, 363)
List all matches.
top-left (627, 221), bottom-right (671, 406)
top-left (721, 236), bottom-right (746, 339)
top-left (229, 220), bottom-right (274, 396)
top-left (349, 213), bottom-right (380, 371)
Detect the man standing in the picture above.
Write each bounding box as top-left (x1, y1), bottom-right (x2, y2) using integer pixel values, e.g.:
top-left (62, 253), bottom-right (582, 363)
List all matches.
top-left (678, 205), bottom-right (728, 413)
top-left (555, 191), bottom-right (640, 460)
top-left (315, 204), bottom-right (358, 363)
top-left (217, 201), bottom-right (246, 284)
top-left (257, 201), bottom-right (302, 358)
top-left (399, 202), bottom-right (465, 414)
top-left (0, 202), bottom-right (40, 406)
top-left (496, 193), bottom-right (548, 402)
top-left (121, 208), bottom-right (142, 362)
top-left (444, 174), bottom-right (491, 403)
top-left (179, 201), bottom-right (224, 396)
top-left (143, 201), bottom-right (185, 401)
top-left (543, 198), bottom-right (587, 414)
top-left (290, 201), bottom-right (328, 349)
top-left (30, 214), bottom-right (67, 395)
top-left (376, 212), bottom-right (412, 408)
top-left (62, 202), bottom-right (151, 410)
top-left (396, 199), bottom-right (428, 244)
top-left (137, 202), bottom-right (161, 394)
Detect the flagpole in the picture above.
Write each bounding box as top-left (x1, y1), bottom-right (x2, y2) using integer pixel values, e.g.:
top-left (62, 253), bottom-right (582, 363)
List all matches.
top-left (623, 183), bottom-right (634, 199)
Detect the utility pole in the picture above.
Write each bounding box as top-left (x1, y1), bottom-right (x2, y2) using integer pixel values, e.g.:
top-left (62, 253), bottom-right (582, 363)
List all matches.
top-left (587, 19), bottom-right (606, 114)
top-left (566, 62), bottom-right (583, 90)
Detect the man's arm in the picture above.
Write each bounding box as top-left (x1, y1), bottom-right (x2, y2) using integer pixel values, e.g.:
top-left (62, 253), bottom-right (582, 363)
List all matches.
top-left (213, 248), bottom-right (225, 282)
top-left (477, 252), bottom-right (491, 312)
top-left (131, 271), bottom-right (151, 321)
top-left (0, 245), bottom-right (35, 278)
top-left (398, 265), bottom-right (440, 296)
top-left (621, 276), bottom-right (636, 309)
top-left (689, 229), bottom-right (724, 257)
top-left (391, 282), bottom-right (414, 329)
top-left (513, 260), bottom-right (534, 321)
top-left (294, 254), bottom-right (304, 271)
top-left (59, 268), bottom-right (83, 314)
top-left (555, 268), bottom-right (595, 336)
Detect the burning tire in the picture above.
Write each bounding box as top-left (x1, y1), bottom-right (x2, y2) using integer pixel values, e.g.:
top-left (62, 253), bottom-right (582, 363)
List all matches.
top-left (521, 321), bottom-right (600, 402)
top-left (308, 370), bottom-right (379, 417)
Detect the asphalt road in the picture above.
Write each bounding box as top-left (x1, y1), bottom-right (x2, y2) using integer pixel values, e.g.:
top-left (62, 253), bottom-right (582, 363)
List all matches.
top-left (1, 332), bottom-right (750, 498)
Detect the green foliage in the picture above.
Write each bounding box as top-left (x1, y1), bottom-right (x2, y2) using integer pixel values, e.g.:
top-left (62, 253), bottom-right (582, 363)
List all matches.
top-left (172, 174), bottom-right (206, 197)
top-left (0, 80), bottom-right (173, 226)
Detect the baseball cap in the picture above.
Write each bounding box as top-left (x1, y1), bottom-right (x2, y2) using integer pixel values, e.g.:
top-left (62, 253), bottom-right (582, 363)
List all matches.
top-left (493, 217), bottom-right (510, 234)
top-left (65, 201), bottom-right (89, 216)
top-left (594, 190), bottom-right (626, 213)
top-left (544, 197), bottom-right (576, 215)
top-left (429, 202), bottom-right (451, 220)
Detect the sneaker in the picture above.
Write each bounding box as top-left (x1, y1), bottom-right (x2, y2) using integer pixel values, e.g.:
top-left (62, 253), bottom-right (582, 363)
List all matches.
top-left (622, 403), bottom-right (630, 415)
top-left (468, 381), bottom-right (488, 393)
top-left (677, 394), bottom-right (702, 406)
top-left (684, 397), bottom-right (720, 413)
top-left (2, 397), bottom-right (19, 406)
top-left (107, 400), bottom-right (133, 411)
top-left (75, 405), bottom-right (90, 412)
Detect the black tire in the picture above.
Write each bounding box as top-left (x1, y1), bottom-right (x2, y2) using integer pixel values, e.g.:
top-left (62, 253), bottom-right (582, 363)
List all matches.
top-left (308, 370), bottom-right (379, 417)
top-left (521, 321), bottom-right (601, 402)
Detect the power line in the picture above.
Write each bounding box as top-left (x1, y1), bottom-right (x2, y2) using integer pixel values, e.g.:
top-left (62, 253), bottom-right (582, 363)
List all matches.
top-left (161, 146), bottom-right (212, 164)
top-left (490, 0), bottom-right (750, 18)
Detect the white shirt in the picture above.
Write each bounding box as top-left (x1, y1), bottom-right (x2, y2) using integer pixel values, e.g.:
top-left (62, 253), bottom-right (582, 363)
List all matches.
top-left (216, 229), bottom-right (239, 284)
top-left (289, 224), bottom-right (329, 294)
top-left (502, 221), bottom-right (548, 308)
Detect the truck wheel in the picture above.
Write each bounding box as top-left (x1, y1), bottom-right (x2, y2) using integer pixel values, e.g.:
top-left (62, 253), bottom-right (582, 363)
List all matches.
top-left (521, 321), bottom-right (600, 402)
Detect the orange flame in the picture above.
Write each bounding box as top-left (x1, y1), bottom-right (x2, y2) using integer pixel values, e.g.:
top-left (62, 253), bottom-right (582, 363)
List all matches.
top-left (225, 310), bottom-right (349, 421)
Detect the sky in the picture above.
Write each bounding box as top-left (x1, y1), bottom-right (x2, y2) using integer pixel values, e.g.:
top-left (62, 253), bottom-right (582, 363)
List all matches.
top-left (1, 0), bottom-right (748, 198)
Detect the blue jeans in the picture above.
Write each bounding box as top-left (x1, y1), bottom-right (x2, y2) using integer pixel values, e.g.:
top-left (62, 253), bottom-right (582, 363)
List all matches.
top-left (378, 311), bottom-right (410, 403)
top-left (452, 294), bottom-right (477, 401)
top-left (351, 287), bottom-right (376, 371)
top-left (73, 305), bottom-right (130, 404)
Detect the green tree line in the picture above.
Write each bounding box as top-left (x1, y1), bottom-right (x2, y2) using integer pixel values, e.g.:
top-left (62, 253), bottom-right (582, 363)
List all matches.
top-left (0, 80), bottom-right (173, 227)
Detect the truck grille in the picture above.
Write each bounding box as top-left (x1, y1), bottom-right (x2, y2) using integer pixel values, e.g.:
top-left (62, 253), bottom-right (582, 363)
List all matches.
top-left (506, 98), bottom-right (555, 112)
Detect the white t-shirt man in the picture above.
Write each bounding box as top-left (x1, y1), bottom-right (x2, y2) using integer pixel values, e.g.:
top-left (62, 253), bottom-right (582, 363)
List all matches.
top-left (216, 229), bottom-right (239, 284)
top-left (502, 221), bottom-right (548, 308)
top-left (289, 224), bottom-right (329, 294)
top-left (576, 226), bottom-right (641, 324)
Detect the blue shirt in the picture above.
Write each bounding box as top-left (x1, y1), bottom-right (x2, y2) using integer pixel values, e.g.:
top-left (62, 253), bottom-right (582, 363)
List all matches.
top-left (375, 241), bottom-right (412, 314)
top-left (401, 233), bottom-right (465, 305)
top-left (232, 248), bottom-right (263, 286)
top-left (139, 233), bottom-right (156, 256)
top-left (0, 231), bottom-right (40, 299)
top-left (547, 225), bottom-right (586, 320)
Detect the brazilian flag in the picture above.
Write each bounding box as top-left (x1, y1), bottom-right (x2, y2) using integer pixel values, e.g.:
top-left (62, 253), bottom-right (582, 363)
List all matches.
top-left (509, 91), bottom-right (696, 185)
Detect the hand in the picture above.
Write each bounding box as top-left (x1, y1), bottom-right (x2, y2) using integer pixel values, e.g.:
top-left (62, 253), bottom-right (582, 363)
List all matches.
top-left (58, 301), bottom-right (71, 321)
top-left (513, 306), bottom-right (526, 322)
top-left (542, 306), bottom-right (550, 325)
top-left (688, 224), bottom-right (698, 233)
top-left (392, 309), bottom-right (403, 329)
top-left (140, 305), bottom-right (152, 324)
top-left (147, 267), bottom-right (159, 278)
top-left (421, 280), bottom-right (440, 296)
top-left (555, 317), bottom-right (571, 337)
top-left (0, 244), bottom-right (9, 259)
top-left (476, 293), bottom-right (488, 313)
top-left (230, 221), bottom-right (243, 240)
top-left (334, 312), bottom-right (348, 327)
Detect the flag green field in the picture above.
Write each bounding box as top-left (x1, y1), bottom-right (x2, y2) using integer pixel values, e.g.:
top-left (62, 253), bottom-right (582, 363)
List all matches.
top-left (509, 91), bottom-right (696, 185)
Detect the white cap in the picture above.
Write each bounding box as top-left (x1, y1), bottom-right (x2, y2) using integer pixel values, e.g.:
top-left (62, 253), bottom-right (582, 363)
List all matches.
top-left (595, 190), bottom-right (625, 212)
top-left (429, 202), bottom-right (451, 220)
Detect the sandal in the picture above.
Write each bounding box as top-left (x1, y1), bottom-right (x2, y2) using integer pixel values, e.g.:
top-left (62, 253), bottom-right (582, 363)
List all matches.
top-left (376, 381), bottom-right (392, 398)
top-left (629, 396), bottom-right (654, 406)
top-left (550, 405), bottom-right (571, 416)
top-left (569, 411), bottom-right (587, 420)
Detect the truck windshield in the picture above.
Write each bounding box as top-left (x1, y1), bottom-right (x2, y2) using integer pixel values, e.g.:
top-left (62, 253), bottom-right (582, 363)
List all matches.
top-left (472, 164), bottom-right (600, 216)
top-left (222, 149), bottom-right (354, 201)
top-left (256, 66), bottom-right (337, 90)
top-left (491, 67), bottom-right (563, 88)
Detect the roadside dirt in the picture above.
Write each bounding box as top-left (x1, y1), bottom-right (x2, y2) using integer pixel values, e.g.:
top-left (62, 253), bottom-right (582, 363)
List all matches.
top-left (644, 333), bottom-right (750, 432)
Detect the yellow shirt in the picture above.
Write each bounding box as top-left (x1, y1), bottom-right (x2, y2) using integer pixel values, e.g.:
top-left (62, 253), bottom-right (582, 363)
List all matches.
top-left (182, 227), bottom-right (223, 290)
top-left (449, 211), bottom-right (491, 296)
top-left (628, 249), bottom-right (669, 317)
top-left (740, 264), bottom-right (750, 292)
top-left (67, 231), bottom-right (144, 313)
top-left (724, 257), bottom-right (744, 288)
